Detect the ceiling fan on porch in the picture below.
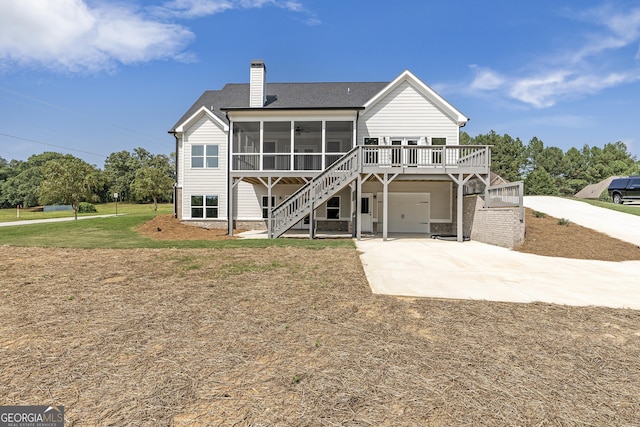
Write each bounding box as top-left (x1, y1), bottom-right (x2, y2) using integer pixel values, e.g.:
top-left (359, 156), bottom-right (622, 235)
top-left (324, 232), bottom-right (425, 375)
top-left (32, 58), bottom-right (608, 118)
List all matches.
top-left (295, 126), bottom-right (311, 135)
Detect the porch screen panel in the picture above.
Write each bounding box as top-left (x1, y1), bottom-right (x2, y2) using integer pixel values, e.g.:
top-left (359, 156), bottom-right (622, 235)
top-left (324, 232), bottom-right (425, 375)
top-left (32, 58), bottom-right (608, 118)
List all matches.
top-left (263, 121), bottom-right (291, 170)
top-left (294, 121), bottom-right (322, 170)
top-left (325, 121), bottom-right (353, 167)
top-left (232, 122), bottom-right (260, 170)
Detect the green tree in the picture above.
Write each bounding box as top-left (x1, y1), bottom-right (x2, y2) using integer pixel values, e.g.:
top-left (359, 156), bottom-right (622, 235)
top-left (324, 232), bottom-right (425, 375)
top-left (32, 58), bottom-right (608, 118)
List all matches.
top-left (38, 155), bottom-right (102, 219)
top-left (1, 152), bottom-right (66, 207)
top-left (104, 148), bottom-right (174, 202)
top-left (0, 157), bottom-right (9, 207)
top-left (525, 167), bottom-right (558, 196)
top-left (130, 165), bottom-right (174, 211)
top-left (525, 136), bottom-right (545, 172)
top-left (460, 131), bottom-right (473, 146)
top-left (563, 147), bottom-right (588, 182)
top-left (473, 131), bottom-right (526, 182)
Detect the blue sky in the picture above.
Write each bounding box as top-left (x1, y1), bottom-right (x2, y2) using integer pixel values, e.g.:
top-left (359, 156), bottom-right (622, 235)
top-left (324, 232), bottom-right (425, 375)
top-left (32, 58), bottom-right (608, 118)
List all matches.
top-left (1, 0), bottom-right (640, 166)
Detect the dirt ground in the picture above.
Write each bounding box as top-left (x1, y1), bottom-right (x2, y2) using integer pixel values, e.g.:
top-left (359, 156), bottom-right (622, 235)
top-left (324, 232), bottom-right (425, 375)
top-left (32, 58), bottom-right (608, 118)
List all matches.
top-left (1, 211), bottom-right (639, 425)
top-left (138, 210), bottom-right (640, 261)
top-left (1, 246), bottom-right (639, 426)
top-left (516, 208), bottom-right (640, 261)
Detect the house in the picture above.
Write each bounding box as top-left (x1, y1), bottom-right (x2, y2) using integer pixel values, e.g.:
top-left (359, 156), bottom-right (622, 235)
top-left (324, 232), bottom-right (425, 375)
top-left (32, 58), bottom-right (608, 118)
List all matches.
top-left (169, 60), bottom-right (524, 246)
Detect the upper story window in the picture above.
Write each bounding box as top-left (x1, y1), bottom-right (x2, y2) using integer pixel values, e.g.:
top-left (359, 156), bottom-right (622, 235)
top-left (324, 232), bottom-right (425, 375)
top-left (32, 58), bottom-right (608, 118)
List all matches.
top-left (192, 144), bottom-right (219, 168)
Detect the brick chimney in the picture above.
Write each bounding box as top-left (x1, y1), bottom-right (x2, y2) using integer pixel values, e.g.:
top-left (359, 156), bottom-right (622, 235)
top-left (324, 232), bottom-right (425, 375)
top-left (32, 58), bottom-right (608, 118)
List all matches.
top-left (249, 60), bottom-right (266, 108)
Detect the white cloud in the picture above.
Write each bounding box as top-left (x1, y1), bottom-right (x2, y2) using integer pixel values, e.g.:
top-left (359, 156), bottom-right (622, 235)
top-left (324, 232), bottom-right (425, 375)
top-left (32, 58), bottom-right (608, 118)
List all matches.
top-left (0, 0), bottom-right (317, 73)
top-left (155, 0), bottom-right (235, 18)
top-left (469, 66), bottom-right (505, 91)
top-left (0, 0), bottom-right (194, 73)
top-left (155, 0), bottom-right (318, 22)
top-left (464, 4), bottom-right (640, 108)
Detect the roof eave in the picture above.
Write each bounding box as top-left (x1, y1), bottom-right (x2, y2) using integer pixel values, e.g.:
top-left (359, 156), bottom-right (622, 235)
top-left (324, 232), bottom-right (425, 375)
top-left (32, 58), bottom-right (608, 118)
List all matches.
top-left (220, 106), bottom-right (365, 112)
top-left (172, 106), bottom-right (229, 133)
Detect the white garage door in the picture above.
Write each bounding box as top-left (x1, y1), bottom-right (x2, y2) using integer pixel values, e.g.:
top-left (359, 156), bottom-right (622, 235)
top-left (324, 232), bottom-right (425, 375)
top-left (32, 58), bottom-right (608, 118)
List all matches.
top-left (379, 192), bottom-right (430, 233)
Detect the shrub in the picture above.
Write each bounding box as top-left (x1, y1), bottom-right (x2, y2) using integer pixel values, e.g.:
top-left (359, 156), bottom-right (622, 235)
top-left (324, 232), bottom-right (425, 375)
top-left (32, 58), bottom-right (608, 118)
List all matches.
top-left (78, 202), bottom-right (97, 213)
top-left (533, 210), bottom-right (547, 218)
top-left (557, 218), bottom-right (570, 226)
top-left (598, 188), bottom-right (612, 202)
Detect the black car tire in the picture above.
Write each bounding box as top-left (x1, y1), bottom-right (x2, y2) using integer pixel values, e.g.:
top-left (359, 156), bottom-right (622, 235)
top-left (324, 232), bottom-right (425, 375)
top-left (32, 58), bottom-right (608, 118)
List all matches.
top-left (613, 193), bottom-right (624, 204)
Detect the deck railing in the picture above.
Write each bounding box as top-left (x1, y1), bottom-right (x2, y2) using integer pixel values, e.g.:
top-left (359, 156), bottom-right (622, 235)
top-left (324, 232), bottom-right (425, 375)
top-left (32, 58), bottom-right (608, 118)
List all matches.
top-left (255, 144), bottom-right (492, 238)
top-left (233, 145), bottom-right (490, 172)
top-left (485, 181), bottom-right (524, 221)
top-left (361, 145), bottom-right (489, 171)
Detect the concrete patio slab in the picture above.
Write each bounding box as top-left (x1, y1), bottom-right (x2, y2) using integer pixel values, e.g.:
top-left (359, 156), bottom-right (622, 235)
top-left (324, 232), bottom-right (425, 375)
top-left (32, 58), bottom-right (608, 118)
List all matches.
top-left (356, 198), bottom-right (640, 309)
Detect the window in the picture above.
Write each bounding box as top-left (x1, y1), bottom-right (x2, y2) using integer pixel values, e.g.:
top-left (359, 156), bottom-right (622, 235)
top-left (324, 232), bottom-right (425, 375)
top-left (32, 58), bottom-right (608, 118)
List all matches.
top-left (262, 195), bottom-right (276, 219)
top-left (326, 196), bottom-right (340, 220)
top-left (191, 195), bottom-right (218, 218)
top-left (191, 145), bottom-right (219, 168)
top-left (431, 138), bottom-right (446, 146)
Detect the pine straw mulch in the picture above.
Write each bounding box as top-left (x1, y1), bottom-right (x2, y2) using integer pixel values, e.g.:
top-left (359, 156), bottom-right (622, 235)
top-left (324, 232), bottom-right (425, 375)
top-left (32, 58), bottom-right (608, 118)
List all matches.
top-left (515, 208), bottom-right (640, 261)
top-left (135, 214), bottom-right (244, 240)
top-left (1, 245), bottom-right (640, 426)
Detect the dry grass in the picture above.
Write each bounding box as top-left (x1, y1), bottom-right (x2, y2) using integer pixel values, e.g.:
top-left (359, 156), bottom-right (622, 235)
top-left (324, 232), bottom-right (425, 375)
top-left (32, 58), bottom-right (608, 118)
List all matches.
top-left (1, 246), bottom-right (640, 426)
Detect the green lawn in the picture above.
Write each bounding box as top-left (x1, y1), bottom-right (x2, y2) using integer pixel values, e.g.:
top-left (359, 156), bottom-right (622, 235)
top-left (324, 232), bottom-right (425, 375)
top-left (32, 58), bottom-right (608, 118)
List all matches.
top-left (0, 202), bottom-right (173, 222)
top-left (0, 208), bottom-right (353, 249)
top-left (574, 198), bottom-right (640, 216)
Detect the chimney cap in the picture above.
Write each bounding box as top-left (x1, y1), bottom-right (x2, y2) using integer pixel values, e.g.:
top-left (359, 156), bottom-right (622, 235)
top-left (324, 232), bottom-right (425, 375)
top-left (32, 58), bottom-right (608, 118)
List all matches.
top-left (251, 59), bottom-right (265, 68)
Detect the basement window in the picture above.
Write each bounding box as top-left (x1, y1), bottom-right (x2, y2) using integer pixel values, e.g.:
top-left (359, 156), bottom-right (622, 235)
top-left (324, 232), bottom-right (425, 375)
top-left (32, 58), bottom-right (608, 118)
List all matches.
top-left (191, 195), bottom-right (218, 218)
top-left (326, 196), bottom-right (340, 220)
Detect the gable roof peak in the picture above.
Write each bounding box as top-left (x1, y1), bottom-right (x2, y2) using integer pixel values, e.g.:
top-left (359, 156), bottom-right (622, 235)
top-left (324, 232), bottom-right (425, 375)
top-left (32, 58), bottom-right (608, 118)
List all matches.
top-left (363, 69), bottom-right (469, 126)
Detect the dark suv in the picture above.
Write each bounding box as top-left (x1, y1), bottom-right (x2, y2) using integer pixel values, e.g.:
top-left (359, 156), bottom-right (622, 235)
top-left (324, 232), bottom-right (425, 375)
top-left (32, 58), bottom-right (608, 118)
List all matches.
top-left (608, 176), bottom-right (640, 204)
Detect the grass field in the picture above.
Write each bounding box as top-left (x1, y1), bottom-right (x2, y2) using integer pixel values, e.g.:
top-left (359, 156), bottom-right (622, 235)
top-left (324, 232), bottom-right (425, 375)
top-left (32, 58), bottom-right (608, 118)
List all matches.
top-left (0, 206), bottom-right (353, 250)
top-left (0, 202), bottom-right (173, 222)
top-left (577, 198), bottom-right (640, 216)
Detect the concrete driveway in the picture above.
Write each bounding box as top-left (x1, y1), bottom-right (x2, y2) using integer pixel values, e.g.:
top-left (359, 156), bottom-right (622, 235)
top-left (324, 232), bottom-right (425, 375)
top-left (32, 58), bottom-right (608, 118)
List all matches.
top-left (356, 196), bottom-right (640, 310)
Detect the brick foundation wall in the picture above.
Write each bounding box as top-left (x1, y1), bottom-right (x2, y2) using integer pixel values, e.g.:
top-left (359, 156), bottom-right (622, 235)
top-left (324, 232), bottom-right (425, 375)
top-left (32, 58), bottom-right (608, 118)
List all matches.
top-left (317, 220), bottom-right (349, 232)
top-left (181, 219), bottom-right (349, 233)
top-left (463, 195), bottom-right (525, 248)
top-left (175, 187), bottom-right (182, 219)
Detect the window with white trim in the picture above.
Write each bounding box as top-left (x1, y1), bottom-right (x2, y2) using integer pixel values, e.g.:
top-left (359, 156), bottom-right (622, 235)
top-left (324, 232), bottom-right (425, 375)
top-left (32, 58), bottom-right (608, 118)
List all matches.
top-left (191, 195), bottom-right (218, 218)
top-left (262, 195), bottom-right (275, 219)
top-left (191, 144), bottom-right (219, 168)
top-left (326, 196), bottom-right (340, 220)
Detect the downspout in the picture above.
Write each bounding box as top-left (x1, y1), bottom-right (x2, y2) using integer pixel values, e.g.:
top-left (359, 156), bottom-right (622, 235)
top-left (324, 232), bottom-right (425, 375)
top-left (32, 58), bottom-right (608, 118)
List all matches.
top-left (169, 130), bottom-right (179, 218)
top-left (225, 112), bottom-right (232, 235)
top-left (353, 110), bottom-right (360, 238)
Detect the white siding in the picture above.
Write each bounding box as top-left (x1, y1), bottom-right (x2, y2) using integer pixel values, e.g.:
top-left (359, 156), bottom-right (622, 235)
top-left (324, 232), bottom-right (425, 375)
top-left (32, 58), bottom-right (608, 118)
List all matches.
top-left (181, 114), bottom-right (228, 219)
top-left (358, 80), bottom-right (460, 145)
top-left (250, 64), bottom-right (265, 108)
top-left (235, 183), bottom-right (315, 221)
top-left (236, 181), bottom-right (263, 220)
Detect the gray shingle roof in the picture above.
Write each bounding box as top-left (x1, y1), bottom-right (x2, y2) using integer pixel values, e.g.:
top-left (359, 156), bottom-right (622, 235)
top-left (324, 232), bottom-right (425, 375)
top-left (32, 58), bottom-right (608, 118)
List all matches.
top-left (170, 81), bottom-right (388, 131)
